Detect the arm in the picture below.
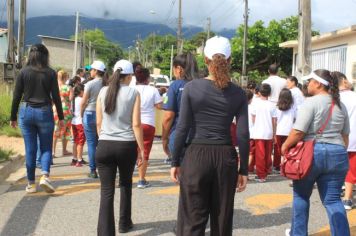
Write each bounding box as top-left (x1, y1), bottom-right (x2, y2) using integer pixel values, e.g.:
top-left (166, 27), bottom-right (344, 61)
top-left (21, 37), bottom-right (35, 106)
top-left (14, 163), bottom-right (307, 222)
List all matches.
top-left (80, 91), bottom-right (89, 117)
top-left (154, 102), bottom-right (163, 109)
top-left (69, 87), bottom-right (74, 102)
top-left (10, 71), bottom-right (24, 126)
top-left (272, 117), bottom-right (277, 140)
top-left (236, 95), bottom-right (250, 192)
top-left (132, 93), bottom-right (144, 163)
top-left (96, 96), bottom-right (102, 135)
top-left (52, 73), bottom-right (64, 121)
top-left (162, 111), bottom-right (175, 156)
top-left (343, 134), bottom-right (349, 148)
top-left (281, 129), bottom-right (306, 155)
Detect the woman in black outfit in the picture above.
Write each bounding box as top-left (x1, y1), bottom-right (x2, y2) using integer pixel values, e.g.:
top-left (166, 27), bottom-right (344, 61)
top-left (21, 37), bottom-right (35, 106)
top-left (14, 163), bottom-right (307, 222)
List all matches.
top-left (10, 44), bottom-right (64, 194)
top-left (171, 36), bottom-right (249, 236)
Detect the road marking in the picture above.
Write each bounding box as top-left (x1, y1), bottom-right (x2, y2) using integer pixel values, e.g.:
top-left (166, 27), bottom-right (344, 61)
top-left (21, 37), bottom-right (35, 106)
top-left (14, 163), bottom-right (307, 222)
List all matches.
top-left (313, 209), bottom-right (356, 235)
top-left (148, 186), bottom-right (179, 195)
top-left (245, 194), bottom-right (293, 215)
top-left (29, 182), bottom-right (100, 197)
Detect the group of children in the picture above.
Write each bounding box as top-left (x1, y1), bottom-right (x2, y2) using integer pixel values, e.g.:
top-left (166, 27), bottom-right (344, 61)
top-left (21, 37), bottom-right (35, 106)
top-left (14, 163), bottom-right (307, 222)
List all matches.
top-left (246, 82), bottom-right (298, 182)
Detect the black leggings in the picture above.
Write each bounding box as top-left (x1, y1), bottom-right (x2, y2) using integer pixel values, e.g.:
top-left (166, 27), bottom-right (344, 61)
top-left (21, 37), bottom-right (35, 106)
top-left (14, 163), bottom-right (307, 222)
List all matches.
top-left (95, 140), bottom-right (137, 236)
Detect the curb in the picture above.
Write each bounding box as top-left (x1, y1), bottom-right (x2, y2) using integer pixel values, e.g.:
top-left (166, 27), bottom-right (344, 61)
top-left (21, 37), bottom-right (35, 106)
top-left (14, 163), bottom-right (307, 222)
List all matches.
top-left (0, 154), bottom-right (25, 184)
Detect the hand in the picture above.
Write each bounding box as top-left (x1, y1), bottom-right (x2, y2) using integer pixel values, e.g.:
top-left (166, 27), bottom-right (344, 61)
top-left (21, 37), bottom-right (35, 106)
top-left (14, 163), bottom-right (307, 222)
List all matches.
top-left (59, 120), bottom-right (65, 128)
top-left (137, 150), bottom-right (144, 167)
top-left (10, 121), bottom-right (17, 128)
top-left (170, 167), bottom-right (180, 184)
top-left (162, 138), bottom-right (171, 157)
top-left (281, 143), bottom-right (288, 156)
top-left (236, 175), bottom-right (247, 192)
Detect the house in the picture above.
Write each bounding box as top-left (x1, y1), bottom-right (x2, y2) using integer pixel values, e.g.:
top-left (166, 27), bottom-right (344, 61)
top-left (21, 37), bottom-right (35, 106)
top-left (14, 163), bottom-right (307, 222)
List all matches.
top-left (0, 28), bottom-right (8, 63)
top-left (38, 35), bottom-right (82, 75)
top-left (280, 25), bottom-right (356, 87)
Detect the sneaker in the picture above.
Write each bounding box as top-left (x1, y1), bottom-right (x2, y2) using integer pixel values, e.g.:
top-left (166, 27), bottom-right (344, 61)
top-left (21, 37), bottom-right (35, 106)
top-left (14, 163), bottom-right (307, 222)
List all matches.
top-left (36, 162), bottom-right (42, 169)
top-left (25, 183), bottom-right (37, 193)
top-left (75, 160), bottom-right (85, 167)
top-left (343, 199), bottom-right (353, 210)
top-left (164, 157), bottom-right (172, 164)
top-left (39, 176), bottom-right (55, 193)
top-left (285, 228), bottom-right (291, 236)
top-left (71, 159), bottom-right (78, 166)
top-left (137, 180), bottom-right (150, 189)
top-left (88, 170), bottom-right (98, 179)
top-left (273, 167), bottom-right (280, 174)
top-left (254, 176), bottom-right (266, 183)
top-left (80, 159), bottom-right (88, 165)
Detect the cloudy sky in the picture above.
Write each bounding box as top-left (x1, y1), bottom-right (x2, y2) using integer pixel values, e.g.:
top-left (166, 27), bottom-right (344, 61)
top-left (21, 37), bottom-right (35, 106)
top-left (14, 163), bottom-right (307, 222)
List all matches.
top-left (5, 0), bottom-right (356, 33)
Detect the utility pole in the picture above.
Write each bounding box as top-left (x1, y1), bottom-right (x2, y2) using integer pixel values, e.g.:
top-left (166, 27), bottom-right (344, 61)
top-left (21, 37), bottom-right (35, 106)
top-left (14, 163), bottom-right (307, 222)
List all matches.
top-left (177, 0), bottom-right (183, 53)
top-left (7, 0), bottom-right (15, 64)
top-left (82, 29), bottom-right (85, 67)
top-left (89, 41), bottom-right (92, 65)
top-left (169, 45), bottom-right (174, 80)
top-left (72, 11), bottom-right (79, 77)
top-left (17, 0), bottom-right (26, 68)
top-left (241, 0), bottom-right (249, 87)
top-left (207, 17), bottom-right (211, 40)
top-left (297, 0), bottom-right (311, 77)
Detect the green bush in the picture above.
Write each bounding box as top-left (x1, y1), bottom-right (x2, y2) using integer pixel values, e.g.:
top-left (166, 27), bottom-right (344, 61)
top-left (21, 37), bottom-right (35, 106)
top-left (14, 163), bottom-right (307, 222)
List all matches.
top-left (0, 82), bottom-right (13, 127)
top-left (0, 148), bottom-right (14, 163)
top-left (0, 125), bottom-right (22, 137)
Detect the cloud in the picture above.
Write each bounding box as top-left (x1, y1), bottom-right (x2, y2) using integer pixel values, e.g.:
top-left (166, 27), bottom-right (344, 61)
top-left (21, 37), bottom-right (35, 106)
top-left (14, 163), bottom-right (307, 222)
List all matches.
top-left (19, 0), bottom-right (356, 33)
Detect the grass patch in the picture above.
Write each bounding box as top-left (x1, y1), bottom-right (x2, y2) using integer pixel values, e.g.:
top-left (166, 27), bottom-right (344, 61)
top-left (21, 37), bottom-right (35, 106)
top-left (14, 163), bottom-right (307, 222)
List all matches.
top-left (0, 148), bottom-right (14, 163)
top-left (0, 125), bottom-right (22, 137)
top-left (0, 82), bottom-right (13, 128)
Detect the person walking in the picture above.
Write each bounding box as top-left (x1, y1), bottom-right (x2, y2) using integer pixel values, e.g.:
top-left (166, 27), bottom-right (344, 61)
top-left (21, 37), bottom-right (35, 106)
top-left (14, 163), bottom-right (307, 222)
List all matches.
top-left (334, 72), bottom-right (356, 210)
top-left (95, 59), bottom-right (144, 235)
top-left (262, 64), bottom-right (287, 104)
top-left (171, 36), bottom-right (249, 236)
top-left (133, 68), bottom-right (163, 188)
top-left (282, 69), bottom-right (350, 236)
top-left (80, 60), bottom-right (106, 178)
top-left (162, 52), bottom-right (198, 164)
top-left (52, 70), bottom-right (73, 158)
top-left (10, 44), bottom-right (64, 193)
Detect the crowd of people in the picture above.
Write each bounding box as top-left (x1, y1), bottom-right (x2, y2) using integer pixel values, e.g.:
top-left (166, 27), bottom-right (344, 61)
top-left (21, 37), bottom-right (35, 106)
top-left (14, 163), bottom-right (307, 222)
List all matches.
top-left (9, 35), bottom-right (356, 236)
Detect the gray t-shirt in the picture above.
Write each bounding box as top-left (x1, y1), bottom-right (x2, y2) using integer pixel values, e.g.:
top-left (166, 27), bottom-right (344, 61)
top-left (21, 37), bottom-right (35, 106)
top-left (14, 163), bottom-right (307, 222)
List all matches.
top-left (98, 85), bottom-right (138, 141)
top-left (293, 94), bottom-right (350, 146)
top-left (84, 77), bottom-right (103, 111)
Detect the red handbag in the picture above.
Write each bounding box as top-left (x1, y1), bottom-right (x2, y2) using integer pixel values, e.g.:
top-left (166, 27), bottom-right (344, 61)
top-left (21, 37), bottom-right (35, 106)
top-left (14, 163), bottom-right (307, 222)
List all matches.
top-left (280, 101), bottom-right (335, 180)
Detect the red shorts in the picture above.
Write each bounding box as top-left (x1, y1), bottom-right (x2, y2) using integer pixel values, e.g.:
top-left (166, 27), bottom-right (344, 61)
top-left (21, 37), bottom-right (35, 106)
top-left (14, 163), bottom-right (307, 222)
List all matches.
top-left (141, 124), bottom-right (155, 161)
top-left (72, 124), bottom-right (86, 146)
top-left (345, 152), bottom-right (356, 184)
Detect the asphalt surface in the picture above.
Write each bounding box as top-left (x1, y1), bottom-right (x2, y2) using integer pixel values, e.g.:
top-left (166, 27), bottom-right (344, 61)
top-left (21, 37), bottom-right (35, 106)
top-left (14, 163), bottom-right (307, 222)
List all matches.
top-left (0, 142), bottom-right (355, 236)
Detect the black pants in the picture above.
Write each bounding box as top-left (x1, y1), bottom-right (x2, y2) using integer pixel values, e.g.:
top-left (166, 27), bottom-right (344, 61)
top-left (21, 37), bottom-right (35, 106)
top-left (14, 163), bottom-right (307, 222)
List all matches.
top-left (96, 140), bottom-right (137, 236)
top-left (177, 144), bottom-right (238, 236)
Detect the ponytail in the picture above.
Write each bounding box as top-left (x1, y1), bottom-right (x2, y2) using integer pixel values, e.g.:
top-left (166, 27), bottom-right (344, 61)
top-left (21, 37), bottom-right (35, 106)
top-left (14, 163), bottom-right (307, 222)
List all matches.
top-left (173, 52), bottom-right (199, 81)
top-left (104, 69), bottom-right (122, 114)
top-left (314, 69), bottom-right (341, 108)
top-left (209, 54), bottom-right (230, 89)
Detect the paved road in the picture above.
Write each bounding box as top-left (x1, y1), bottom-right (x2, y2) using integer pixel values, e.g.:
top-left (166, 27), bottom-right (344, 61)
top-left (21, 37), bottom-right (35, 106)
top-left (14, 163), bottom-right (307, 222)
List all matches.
top-left (0, 142), bottom-right (355, 236)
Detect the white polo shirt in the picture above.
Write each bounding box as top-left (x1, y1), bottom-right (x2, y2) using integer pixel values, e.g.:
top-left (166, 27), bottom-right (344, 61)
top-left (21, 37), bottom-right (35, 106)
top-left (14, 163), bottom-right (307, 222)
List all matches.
top-left (340, 90), bottom-right (356, 152)
top-left (262, 75), bottom-right (287, 103)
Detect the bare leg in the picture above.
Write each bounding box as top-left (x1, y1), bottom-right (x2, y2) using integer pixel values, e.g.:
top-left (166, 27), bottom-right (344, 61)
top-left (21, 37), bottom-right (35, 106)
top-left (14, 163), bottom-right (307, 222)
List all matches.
top-left (344, 182), bottom-right (353, 200)
top-left (53, 137), bottom-right (58, 157)
top-left (73, 143), bottom-right (77, 159)
top-left (77, 145), bottom-right (84, 161)
top-left (138, 160), bottom-right (148, 181)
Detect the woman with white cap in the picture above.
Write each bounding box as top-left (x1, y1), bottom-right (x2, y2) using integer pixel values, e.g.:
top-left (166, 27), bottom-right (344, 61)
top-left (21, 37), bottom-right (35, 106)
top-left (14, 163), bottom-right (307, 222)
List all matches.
top-left (171, 36), bottom-right (249, 235)
top-left (80, 60), bottom-right (106, 178)
top-left (282, 69), bottom-right (350, 236)
top-left (95, 59), bottom-right (144, 235)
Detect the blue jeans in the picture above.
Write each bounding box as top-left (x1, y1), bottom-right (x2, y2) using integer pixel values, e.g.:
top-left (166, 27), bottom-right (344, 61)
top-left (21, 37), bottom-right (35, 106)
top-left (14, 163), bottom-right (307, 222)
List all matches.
top-left (168, 129), bottom-right (176, 155)
top-left (18, 104), bottom-right (54, 183)
top-left (36, 136), bottom-right (41, 165)
top-left (291, 143), bottom-right (350, 236)
top-left (83, 111), bottom-right (98, 171)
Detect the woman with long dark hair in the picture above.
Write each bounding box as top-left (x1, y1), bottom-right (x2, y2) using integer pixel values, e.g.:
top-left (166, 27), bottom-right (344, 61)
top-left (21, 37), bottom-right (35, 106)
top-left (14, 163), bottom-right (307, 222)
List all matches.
top-left (10, 44), bottom-right (64, 193)
top-left (162, 52), bottom-right (198, 164)
top-left (282, 69), bottom-right (350, 236)
top-left (95, 59), bottom-right (144, 235)
top-left (171, 36), bottom-right (249, 235)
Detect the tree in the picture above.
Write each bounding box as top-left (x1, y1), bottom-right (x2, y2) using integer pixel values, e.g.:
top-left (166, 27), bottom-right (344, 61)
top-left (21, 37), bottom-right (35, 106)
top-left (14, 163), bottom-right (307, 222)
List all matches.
top-left (231, 16), bottom-right (319, 82)
top-left (72, 29), bottom-right (124, 69)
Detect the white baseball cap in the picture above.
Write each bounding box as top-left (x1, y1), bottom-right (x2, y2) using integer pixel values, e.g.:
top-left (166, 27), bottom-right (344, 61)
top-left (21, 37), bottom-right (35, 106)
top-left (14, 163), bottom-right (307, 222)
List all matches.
top-left (204, 36), bottom-right (231, 60)
top-left (113, 60), bottom-right (134, 74)
top-left (301, 71), bottom-right (329, 86)
top-left (90, 60), bottom-right (106, 72)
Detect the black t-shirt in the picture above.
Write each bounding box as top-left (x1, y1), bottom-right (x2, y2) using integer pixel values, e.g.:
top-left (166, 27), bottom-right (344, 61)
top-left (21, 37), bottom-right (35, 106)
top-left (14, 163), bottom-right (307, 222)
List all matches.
top-left (11, 66), bottom-right (64, 121)
top-left (172, 78), bottom-right (250, 175)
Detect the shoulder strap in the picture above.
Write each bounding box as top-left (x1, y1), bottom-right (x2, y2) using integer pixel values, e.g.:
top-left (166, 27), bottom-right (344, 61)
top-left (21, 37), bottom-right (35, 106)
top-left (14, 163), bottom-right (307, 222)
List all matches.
top-left (317, 100), bottom-right (335, 134)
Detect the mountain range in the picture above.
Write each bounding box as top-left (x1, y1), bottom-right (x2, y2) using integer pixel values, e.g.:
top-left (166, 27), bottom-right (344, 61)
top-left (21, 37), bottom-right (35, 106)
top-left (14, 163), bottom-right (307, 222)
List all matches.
top-left (0, 15), bottom-right (236, 49)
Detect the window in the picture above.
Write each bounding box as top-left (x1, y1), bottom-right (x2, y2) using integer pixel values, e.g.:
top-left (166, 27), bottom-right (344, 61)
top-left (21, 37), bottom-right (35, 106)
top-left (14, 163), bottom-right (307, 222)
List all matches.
top-left (311, 45), bottom-right (347, 73)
